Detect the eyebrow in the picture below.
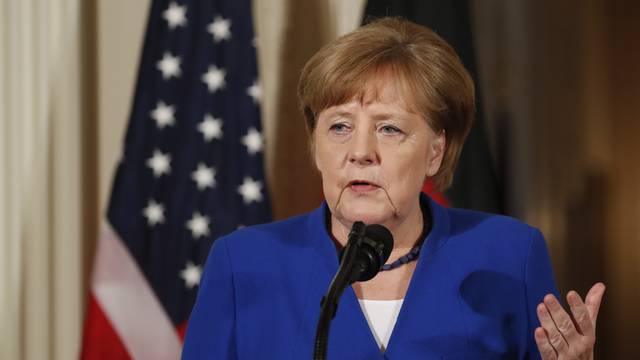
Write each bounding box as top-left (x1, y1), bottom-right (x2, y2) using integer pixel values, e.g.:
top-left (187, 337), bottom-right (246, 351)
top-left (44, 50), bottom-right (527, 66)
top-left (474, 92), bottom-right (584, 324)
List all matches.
top-left (333, 110), bottom-right (355, 118)
top-left (330, 110), bottom-right (405, 120)
top-left (322, 105), bottom-right (414, 125)
top-left (371, 112), bottom-right (398, 121)
top-left (321, 110), bottom-right (355, 121)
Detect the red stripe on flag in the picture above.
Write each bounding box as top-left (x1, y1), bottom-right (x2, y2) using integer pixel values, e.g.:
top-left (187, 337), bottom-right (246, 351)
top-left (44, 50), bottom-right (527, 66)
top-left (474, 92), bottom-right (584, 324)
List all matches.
top-left (80, 293), bottom-right (132, 360)
top-left (177, 321), bottom-right (188, 341)
top-left (422, 179), bottom-right (450, 207)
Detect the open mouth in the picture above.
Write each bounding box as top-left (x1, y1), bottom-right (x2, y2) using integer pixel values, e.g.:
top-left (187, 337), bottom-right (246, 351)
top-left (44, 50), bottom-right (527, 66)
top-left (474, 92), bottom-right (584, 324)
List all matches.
top-left (348, 180), bottom-right (380, 192)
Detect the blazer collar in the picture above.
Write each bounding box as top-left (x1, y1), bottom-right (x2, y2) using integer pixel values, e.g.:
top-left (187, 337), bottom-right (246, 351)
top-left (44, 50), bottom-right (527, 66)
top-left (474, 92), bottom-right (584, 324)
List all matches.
top-left (294, 194), bottom-right (453, 358)
top-left (309, 193), bottom-right (451, 267)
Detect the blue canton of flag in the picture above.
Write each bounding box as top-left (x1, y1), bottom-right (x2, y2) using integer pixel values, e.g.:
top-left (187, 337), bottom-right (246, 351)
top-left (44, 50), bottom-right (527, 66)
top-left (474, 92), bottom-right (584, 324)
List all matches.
top-left (107, 0), bottom-right (271, 328)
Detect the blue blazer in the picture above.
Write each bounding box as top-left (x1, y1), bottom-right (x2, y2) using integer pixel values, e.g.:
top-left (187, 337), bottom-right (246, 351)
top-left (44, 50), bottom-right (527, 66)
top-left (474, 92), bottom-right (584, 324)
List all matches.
top-left (182, 196), bottom-right (558, 359)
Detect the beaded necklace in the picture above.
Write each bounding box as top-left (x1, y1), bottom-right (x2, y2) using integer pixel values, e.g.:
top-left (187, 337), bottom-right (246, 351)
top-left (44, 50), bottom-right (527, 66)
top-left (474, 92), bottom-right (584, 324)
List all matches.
top-left (380, 200), bottom-right (430, 271)
top-left (325, 199), bottom-right (431, 271)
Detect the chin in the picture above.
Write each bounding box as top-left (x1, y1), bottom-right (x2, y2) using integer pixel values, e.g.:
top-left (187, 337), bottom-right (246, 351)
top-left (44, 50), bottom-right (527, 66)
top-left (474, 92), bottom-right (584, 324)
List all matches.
top-left (336, 199), bottom-right (394, 225)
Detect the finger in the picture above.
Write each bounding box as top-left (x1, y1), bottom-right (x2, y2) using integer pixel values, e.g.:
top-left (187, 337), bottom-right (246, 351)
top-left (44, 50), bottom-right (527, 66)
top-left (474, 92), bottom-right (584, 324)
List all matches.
top-left (584, 282), bottom-right (606, 325)
top-left (535, 327), bottom-right (558, 360)
top-left (566, 290), bottom-right (594, 336)
top-left (544, 294), bottom-right (581, 347)
top-left (537, 303), bottom-right (568, 353)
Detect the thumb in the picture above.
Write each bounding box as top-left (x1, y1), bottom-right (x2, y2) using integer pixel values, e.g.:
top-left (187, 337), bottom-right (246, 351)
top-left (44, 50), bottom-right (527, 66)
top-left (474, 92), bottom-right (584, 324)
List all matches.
top-left (585, 282), bottom-right (606, 327)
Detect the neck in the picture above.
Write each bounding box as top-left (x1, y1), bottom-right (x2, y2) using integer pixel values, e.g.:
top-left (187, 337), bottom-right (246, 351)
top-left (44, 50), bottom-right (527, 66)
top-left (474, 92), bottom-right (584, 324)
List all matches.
top-left (330, 200), bottom-right (424, 257)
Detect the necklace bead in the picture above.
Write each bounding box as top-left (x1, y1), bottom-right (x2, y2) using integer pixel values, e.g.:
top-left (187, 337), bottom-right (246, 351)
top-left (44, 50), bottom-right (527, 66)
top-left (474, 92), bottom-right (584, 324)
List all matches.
top-left (380, 245), bottom-right (421, 271)
top-left (325, 196), bottom-right (432, 272)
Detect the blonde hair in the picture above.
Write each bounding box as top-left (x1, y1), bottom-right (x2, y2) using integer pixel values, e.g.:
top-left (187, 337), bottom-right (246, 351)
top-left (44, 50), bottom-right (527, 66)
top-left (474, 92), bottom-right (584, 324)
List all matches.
top-left (297, 17), bottom-right (475, 191)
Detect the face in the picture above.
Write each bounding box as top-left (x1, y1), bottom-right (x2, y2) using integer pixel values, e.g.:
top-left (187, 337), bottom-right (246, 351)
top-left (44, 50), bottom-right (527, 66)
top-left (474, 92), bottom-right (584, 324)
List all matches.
top-left (313, 78), bottom-right (445, 230)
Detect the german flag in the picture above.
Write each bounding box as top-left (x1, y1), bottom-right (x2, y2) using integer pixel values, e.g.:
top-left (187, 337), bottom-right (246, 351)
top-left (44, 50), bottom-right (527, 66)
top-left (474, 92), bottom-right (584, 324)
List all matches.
top-left (364, 0), bottom-right (503, 213)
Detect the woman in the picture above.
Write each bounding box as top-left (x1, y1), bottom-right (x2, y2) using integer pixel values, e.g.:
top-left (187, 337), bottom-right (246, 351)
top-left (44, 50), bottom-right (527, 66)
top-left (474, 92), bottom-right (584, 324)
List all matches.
top-left (182, 17), bottom-right (605, 359)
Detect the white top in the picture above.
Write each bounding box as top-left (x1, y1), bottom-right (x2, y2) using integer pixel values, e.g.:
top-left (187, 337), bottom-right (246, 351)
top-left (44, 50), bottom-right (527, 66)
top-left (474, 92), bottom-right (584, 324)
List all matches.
top-left (357, 299), bottom-right (404, 351)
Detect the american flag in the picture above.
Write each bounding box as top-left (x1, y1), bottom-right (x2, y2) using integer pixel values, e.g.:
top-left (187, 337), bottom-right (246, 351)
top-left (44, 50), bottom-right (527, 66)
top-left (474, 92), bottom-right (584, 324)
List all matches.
top-left (81, 0), bottom-right (271, 358)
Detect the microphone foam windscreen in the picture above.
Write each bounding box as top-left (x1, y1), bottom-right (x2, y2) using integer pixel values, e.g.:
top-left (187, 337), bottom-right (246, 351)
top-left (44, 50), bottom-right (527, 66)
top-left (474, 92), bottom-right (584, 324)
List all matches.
top-left (364, 224), bottom-right (394, 263)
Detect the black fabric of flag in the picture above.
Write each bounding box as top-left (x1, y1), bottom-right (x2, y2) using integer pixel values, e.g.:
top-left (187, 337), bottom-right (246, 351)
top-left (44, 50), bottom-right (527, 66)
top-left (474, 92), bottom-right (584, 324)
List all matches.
top-left (106, 0), bottom-right (271, 326)
top-left (364, 0), bottom-right (504, 213)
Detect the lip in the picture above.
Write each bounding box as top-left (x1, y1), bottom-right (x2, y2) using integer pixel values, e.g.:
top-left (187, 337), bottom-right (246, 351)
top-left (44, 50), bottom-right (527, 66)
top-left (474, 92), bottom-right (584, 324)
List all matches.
top-left (347, 179), bottom-right (381, 193)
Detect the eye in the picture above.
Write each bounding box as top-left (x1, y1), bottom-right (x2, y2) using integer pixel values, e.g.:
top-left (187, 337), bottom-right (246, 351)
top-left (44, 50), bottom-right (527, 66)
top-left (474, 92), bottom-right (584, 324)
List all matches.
top-left (379, 124), bottom-right (402, 135)
top-left (329, 122), bottom-right (350, 135)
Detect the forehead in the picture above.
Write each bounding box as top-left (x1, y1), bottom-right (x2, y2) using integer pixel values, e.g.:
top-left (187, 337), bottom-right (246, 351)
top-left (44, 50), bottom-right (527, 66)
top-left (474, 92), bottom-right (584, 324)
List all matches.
top-left (328, 71), bottom-right (419, 115)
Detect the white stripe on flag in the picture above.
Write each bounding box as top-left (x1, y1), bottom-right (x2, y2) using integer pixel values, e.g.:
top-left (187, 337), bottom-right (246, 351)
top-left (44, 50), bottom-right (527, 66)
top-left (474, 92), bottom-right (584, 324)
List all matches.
top-left (92, 221), bottom-right (182, 360)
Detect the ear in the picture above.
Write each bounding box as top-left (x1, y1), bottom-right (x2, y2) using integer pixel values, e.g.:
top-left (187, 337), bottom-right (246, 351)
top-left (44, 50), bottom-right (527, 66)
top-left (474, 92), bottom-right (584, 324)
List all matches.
top-left (425, 130), bottom-right (445, 177)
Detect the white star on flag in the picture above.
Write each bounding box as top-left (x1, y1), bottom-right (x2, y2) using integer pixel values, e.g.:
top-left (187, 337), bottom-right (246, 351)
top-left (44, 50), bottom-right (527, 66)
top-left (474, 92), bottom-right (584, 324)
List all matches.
top-left (163, 2), bottom-right (187, 29)
top-left (241, 127), bottom-right (264, 155)
top-left (150, 101), bottom-right (176, 129)
top-left (83, 0), bottom-right (273, 348)
top-left (142, 199), bottom-right (165, 226)
top-left (186, 212), bottom-right (210, 239)
top-left (202, 65), bottom-right (226, 92)
top-left (207, 15), bottom-right (232, 43)
top-left (238, 177), bottom-right (263, 204)
top-left (198, 114), bottom-right (223, 141)
top-left (146, 150), bottom-right (172, 178)
top-left (157, 52), bottom-right (182, 80)
top-left (247, 80), bottom-right (261, 104)
top-left (180, 262), bottom-right (202, 289)
top-left (191, 163), bottom-right (216, 190)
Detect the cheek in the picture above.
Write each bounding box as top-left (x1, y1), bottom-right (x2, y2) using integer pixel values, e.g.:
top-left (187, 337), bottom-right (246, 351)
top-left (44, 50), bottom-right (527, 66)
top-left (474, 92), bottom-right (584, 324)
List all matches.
top-left (391, 163), bottom-right (428, 191)
top-left (313, 143), bottom-right (328, 174)
top-left (316, 158), bottom-right (344, 212)
top-left (381, 144), bottom-right (430, 194)
top-left (314, 140), bottom-right (342, 186)
top-left (313, 135), bottom-right (329, 173)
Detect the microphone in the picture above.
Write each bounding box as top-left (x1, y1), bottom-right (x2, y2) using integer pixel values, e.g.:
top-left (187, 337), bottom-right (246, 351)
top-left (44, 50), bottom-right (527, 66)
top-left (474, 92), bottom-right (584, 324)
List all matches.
top-left (340, 223), bottom-right (394, 283)
top-left (313, 221), bottom-right (394, 360)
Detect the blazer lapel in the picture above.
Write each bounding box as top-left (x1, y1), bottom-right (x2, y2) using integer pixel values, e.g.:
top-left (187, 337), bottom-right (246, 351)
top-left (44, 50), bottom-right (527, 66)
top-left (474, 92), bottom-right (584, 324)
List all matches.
top-left (384, 197), bottom-right (472, 359)
top-left (290, 203), bottom-right (384, 359)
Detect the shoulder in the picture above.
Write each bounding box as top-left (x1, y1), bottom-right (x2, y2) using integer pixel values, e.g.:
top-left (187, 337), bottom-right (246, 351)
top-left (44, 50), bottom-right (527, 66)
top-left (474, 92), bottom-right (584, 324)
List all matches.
top-left (221, 210), bottom-right (312, 247)
top-left (431, 205), bottom-right (553, 289)
top-left (446, 207), bottom-right (537, 237)
top-left (441, 206), bottom-right (543, 260)
top-left (210, 207), bottom-right (321, 266)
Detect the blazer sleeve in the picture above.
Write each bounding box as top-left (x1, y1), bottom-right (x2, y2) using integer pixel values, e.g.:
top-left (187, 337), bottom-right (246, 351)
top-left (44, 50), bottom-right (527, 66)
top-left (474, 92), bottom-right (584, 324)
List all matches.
top-left (524, 229), bottom-right (559, 360)
top-left (182, 237), bottom-right (237, 359)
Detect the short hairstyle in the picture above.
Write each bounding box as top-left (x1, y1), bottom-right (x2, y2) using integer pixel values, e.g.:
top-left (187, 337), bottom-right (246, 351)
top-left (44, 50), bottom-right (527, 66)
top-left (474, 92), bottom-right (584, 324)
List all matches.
top-left (297, 17), bottom-right (475, 191)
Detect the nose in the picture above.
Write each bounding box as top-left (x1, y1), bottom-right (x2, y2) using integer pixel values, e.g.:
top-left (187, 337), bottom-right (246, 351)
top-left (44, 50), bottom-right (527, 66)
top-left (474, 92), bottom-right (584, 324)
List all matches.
top-left (348, 127), bottom-right (379, 166)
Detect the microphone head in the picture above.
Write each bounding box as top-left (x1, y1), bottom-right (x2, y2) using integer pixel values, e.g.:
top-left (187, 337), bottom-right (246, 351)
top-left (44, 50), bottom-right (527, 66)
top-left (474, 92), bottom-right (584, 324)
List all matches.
top-left (364, 224), bottom-right (393, 262)
top-left (354, 224), bottom-right (394, 282)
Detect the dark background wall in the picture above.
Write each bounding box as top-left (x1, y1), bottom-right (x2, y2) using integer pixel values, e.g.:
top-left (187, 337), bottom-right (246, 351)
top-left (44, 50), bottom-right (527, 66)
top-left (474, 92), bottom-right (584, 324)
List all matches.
top-left (473, 0), bottom-right (639, 357)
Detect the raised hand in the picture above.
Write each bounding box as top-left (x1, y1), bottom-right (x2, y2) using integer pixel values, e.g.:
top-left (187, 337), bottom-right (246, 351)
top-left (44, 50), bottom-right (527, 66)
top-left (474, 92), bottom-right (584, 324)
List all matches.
top-left (534, 282), bottom-right (606, 359)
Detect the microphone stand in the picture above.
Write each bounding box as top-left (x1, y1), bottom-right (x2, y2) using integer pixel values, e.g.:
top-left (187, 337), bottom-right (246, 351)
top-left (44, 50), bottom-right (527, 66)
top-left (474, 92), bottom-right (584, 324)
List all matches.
top-left (313, 222), bottom-right (365, 360)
